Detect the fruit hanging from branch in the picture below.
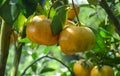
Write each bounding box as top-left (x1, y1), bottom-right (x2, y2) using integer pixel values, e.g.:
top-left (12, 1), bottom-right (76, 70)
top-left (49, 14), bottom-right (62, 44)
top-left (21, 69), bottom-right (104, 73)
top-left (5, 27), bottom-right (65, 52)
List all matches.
top-left (26, 15), bottom-right (59, 46)
top-left (59, 25), bottom-right (95, 55)
top-left (90, 65), bottom-right (114, 76)
top-left (67, 4), bottom-right (80, 20)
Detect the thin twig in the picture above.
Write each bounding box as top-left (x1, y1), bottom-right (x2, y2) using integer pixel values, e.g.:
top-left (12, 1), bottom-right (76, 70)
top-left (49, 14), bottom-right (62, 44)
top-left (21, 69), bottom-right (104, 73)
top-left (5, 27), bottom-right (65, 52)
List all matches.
top-left (71, 0), bottom-right (81, 26)
top-left (21, 55), bottom-right (75, 76)
top-left (48, 0), bottom-right (59, 18)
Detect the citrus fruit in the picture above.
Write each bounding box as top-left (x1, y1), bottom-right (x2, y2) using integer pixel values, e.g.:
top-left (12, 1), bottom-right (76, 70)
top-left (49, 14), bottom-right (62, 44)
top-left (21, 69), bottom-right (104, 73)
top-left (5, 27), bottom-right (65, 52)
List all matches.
top-left (26, 15), bottom-right (59, 46)
top-left (59, 25), bottom-right (95, 55)
top-left (68, 4), bottom-right (80, 20)
top-left (73, 60), bottom-right (92, 76)
top-left (90, 65), bottom-right (114, 76)
top-left (10, 31), bottom-right (18, 44)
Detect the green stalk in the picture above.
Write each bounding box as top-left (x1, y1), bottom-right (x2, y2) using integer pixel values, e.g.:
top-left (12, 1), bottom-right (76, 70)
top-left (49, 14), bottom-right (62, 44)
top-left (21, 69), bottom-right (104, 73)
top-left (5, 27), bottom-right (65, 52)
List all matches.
top-left (11, 25), bottom-right (26, 76)
top-left (0, 20), bottom-right (11, 76)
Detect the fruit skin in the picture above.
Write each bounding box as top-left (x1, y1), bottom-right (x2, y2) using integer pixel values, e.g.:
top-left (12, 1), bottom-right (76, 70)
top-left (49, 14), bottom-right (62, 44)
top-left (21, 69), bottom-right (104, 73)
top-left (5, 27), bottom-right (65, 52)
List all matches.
top-left (26, 15), bottom-right (59, 46)
top-left (90, 65), bottom-right (114, 76)
top-left (59, 25), bottom-right (95, 55)
top-left (68, 4), bottom-right (80, 20)
top-left (73, 60), bottom-right (92, 76)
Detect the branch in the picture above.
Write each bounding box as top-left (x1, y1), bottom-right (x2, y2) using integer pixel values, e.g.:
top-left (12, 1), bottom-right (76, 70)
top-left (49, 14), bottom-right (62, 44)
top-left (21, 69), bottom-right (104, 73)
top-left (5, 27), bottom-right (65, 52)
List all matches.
top-left (48, 0), bottom-right (59, 18)
top-left (21, 55), bottom-right (75, 76)
top-left (99, 0), bottom-right (120, 35)
top-left (0, 20), bottom-right (11, 76)
top-left (71, 0), bottom-right (81, 26)
top-left (10, 25), bottom-right (26, 76)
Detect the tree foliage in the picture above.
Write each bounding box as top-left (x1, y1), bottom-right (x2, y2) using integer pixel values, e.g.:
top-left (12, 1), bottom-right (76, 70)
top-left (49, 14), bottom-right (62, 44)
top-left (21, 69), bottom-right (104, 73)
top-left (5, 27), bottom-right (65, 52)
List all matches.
top-left (0, 0), bottom-right (120, 76)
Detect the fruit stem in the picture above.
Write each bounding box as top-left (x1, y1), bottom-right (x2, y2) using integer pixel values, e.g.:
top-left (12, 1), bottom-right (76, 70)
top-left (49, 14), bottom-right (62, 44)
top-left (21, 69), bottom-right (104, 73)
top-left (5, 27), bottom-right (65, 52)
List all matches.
top-left (21, 55), bottom-right (75, 76)
top-left (48, 0), bottom-right (59, 19)
top-left (71, 0), bottom-right (81, 26)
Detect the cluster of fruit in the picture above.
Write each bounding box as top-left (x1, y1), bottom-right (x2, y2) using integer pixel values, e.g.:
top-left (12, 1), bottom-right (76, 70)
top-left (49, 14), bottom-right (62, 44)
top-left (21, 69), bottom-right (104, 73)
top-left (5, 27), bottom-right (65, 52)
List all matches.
top-left (26, 4), bottom-right (95, 55)
top-left (73, 60), bottom-right (114, 76)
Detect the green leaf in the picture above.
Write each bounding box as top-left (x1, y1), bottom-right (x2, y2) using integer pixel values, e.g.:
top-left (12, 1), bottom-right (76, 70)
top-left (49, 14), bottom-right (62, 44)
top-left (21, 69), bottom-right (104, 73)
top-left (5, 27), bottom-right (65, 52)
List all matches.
top-left (43, 46), bottom-right (51, 54)
top-left (51, 6), bottom-right (67, 35)
top-left (21, 0), bottom-right (37, 17)
top-left (19, 37), bottom-right (30, 43)
top-left (91, 28), bottom-right (106, 52)
top-left (32, 52), bottom-right (38, 59)
top-left (116, 71), bottom-right (120, 76)
top-left (40, 67), bottom-right (55, 74)
top-left (0, 0), bottom-right (6, 8)
top-left (113, 32), bottom-right (120, 40)
top-left (31, 64), bottom-right (37, 73)
top-left (99, 27), bottom-right (112, 38)
top-left (49, 8), bottom-right (56, 18)
top-left (0, 0), bottom-right (16, 25)
top-left (14, 13), bottom-right (26, 30)
top-left (61, 72), bottom-right (68, 76)
top-left (39, 0), bottom-right (46, 7)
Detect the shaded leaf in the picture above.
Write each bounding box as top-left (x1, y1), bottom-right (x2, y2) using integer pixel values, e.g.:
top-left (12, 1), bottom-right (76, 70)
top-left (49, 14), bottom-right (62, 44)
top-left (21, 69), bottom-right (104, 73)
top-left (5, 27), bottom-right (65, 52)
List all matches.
top-left (40, 67), bottom-right (55, 74)
top-left (51, 6), bottom-right (67, 35)
top-left (0, 0), bottom-right (18, 25)
top-left (21, 0), bottom-right (37, 17)
top-left (91, 27), bottom-right (106, 52)
top-left (39, 0), bottom-right (46, 8)
top-left (31, 64), bottom-right (37, 73)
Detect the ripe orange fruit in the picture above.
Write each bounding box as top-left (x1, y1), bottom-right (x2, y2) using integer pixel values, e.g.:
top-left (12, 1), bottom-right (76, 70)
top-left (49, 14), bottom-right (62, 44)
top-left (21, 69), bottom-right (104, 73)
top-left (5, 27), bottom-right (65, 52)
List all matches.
top-left (90, 65), bottom-right (114, 76)
top-left (10, 31), bottom-right (18, 44)
top-left (59, 25), bottom-right (95, 55)
top-left (73, 60), bottom-right (92, 76)
top-left (26, 15), bottom-right (59, 46)
top-left (68, 4), bottom-right (80, 20)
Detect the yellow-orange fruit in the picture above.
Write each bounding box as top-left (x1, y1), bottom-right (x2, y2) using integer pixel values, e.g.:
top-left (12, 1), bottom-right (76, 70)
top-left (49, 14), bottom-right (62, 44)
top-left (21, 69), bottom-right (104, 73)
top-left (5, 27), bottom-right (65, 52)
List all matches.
top-left (26, 15), bottom-right (59, 46)
top-left (90, 65), bottom-right (114, 76)
top-left (59, 25), bottom-right (95, 55)
top-left (73, 60), bottom-right (92, 76)
top-left (68, 4), bottom-right (80, 20)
